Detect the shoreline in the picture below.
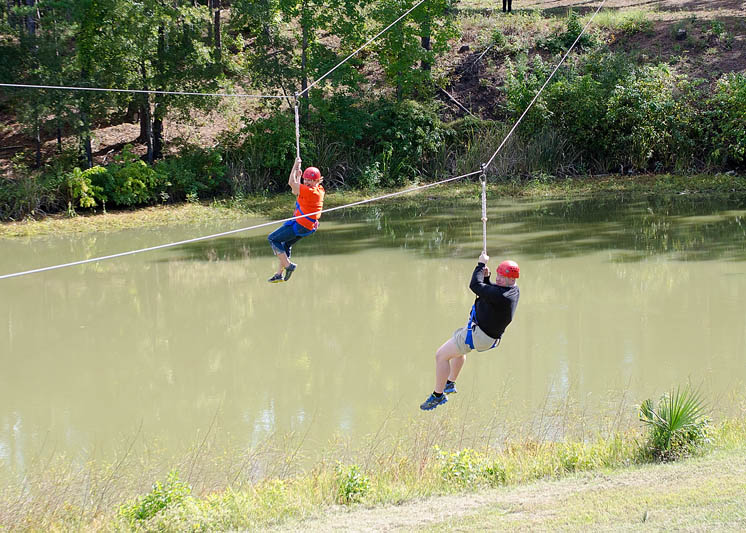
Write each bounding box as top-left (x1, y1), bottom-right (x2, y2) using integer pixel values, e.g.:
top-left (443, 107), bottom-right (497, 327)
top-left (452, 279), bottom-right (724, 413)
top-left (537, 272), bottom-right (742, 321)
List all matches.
top-left (2, 173), bottom-right (745, 239)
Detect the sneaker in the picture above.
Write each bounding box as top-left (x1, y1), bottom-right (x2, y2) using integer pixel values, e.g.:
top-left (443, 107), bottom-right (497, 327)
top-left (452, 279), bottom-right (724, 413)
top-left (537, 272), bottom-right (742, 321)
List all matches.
top-left (283, 262), bottom-right (297, 281)
top-left (420, 393), bottom-right (448, 411)
top-left (444, 381), bottom-right (457, 395)
top-left (268, 273), bottom-right (284, 283)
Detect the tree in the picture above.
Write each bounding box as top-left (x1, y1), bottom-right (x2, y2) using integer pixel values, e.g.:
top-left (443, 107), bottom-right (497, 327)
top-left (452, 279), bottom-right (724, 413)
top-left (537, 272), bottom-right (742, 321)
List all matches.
top-left (371, 0), bottom-right (457, 99)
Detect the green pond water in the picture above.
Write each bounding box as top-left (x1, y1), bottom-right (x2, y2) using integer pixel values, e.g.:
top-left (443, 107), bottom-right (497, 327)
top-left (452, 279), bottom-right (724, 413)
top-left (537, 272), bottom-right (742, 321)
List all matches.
top-left (1, 192), bottom-right (745, 476)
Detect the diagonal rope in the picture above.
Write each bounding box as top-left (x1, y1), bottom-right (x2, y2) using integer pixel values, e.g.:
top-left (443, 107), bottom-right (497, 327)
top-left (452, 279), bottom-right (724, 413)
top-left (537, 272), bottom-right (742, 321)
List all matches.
top-left (0, 170), bottom-right (481, 281)
top-left (297, 0), bottom-right (429, 98)
top-left (483, 0), bottom-right (607, 170)
top-left (0, 82), bottom-right (285, 99)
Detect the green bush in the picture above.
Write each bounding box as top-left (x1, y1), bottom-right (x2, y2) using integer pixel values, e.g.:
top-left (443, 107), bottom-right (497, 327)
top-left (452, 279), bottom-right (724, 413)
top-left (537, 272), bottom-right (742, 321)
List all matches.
top-left (335, 463), bottom-right (370, 505)
top-left (707, 73), bottom-right (746, 167)
top-left (91, 145), bottom-right (168, 207)
top-left (639, 386), bottom-right (712, 462)
top-left (437, 447), bottom-right (487, 490)
top-left (156, 145), bottom-right (227, 201)
top-left (360, 99), bottom-right (450, 186)
top-left (65, 166), bottom-right (107, 212)
top-left (539, 10), bottom-right (598, 54)
top-left (119, 470), bottom-right (192, 525)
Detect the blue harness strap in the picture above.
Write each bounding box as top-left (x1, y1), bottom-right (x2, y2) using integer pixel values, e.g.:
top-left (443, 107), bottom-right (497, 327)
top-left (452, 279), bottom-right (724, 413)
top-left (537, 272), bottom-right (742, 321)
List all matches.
top-left (291, 202), bottom-right (319, 236)
top-left (464, 304), bottom-right (498, 351)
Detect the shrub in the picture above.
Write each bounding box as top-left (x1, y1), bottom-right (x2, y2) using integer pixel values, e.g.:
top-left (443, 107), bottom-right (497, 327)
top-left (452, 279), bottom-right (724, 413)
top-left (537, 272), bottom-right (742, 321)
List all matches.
top-left (156, 145), bottom-right (227, 201)
top-left (92, 145), bottom-right (168, 207)
top-left (707, 73), bottom-right (746, 168)
top-left (65, 166), bottom-right (107, 213)
top-left (335, 463), bottom-right (370, 505)
top-left (605, 65), bottom-right (688, 170)
top-left (539, 10), bottom-right (598, 54)
top-left (119, 470), bottom-right (192, 525)
top-left (437, 447), bottom-right (487, 490)
top-left (362, 99), bottom-right (450, 186)
top-left (639, 386), bottom-right (712, 462)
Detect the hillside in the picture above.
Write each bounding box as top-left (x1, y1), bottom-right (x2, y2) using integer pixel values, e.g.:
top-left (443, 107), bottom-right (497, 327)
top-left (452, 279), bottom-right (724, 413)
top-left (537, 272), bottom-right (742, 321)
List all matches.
top-left (1, 0), bottom-right (743, 174)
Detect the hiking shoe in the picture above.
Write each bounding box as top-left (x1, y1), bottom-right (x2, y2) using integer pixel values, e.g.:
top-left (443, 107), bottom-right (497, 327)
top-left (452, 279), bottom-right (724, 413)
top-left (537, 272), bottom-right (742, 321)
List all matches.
top-left (420, 393), bottom-right (448, 411)
top-left (444, 381), bottom-right (457, 395)
top-left (268, 273), bottom-right (284, 283)
top-left (283, 262), bottom-right (297, 281)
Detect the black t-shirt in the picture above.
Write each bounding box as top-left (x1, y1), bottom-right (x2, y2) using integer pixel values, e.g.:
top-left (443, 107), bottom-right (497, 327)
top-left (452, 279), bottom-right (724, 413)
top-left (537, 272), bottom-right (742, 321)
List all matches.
top-left (469, 263), bottom-right (520, 339)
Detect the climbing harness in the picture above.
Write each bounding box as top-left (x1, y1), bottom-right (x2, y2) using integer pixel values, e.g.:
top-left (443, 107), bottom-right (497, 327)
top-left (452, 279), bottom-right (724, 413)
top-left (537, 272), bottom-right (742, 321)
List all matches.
top-left (464, 304), bottom-right (499, 351)
top-left (291, 202), bottom-right (320, 234)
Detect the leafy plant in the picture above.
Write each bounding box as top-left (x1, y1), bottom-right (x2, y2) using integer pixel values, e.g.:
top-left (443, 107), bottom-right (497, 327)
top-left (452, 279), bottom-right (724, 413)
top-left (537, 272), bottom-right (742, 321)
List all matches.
top-left (92, 145), bottom-right (168, 207)
top-left (335, 463), bottom-right (370, 504)
top-left (539, 10), bottom-right (597, 54)
top-left (65, 166), bottom-right (107, 213)
top-left (707, 73), bottom-right (746, 167)
top-left (437, 447), bottom-right (486, 489)
top-left (119, 470), bottom-right (192, 524)
top-left (156, 145), bottom-right (227, 201)
top-left (639, 385), bottom-right (711, 462)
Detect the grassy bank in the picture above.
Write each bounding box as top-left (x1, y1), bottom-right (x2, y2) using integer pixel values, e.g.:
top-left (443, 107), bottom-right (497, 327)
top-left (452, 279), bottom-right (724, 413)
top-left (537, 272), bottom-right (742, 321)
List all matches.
top-left (2, 405), bottom-right (745, 532)
top-left (1, 172), bottom-right (745, 239)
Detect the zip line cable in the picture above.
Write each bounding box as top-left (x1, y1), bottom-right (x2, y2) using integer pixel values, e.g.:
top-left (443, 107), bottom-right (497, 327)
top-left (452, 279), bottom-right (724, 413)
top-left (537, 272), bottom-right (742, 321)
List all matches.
top-left (0, 1), bottom-right (607, 281)
top-left (0, 83), bottom-right (285, 99)
top-left (0, 170), bottom-right (481, 281)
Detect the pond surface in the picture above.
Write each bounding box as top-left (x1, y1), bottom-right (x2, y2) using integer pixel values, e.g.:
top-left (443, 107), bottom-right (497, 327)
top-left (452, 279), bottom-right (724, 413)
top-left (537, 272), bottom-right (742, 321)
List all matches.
top-left (1, 192), bottom-right (746, 476)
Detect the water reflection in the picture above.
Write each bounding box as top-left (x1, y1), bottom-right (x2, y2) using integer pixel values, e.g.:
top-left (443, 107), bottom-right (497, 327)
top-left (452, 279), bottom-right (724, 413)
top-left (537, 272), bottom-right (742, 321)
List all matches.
top-left (1, 192), bottom-right (745, 477)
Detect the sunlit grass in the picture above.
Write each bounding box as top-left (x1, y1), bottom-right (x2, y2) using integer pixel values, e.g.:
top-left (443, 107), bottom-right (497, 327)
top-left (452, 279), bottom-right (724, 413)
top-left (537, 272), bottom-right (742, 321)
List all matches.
top-left (2, 391), bottom-right (746, 532)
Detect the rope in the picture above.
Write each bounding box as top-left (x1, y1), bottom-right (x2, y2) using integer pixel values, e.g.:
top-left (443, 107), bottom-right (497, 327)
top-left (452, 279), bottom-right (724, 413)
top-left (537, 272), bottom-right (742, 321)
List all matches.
top-left (483, 0), bottom-right (607, 169)
top-left (0, 170), bottom-right (481, 281)
top-left (293, 96), bottom-right (301, 160)
top-left (0, 83), bottom-right (285, 99)
top-left (480, 164), bottom-right (488, 254)
top-left (439, 87), bottom-right (477, 118)
top-left (298, 0), bottom-right (428, 97)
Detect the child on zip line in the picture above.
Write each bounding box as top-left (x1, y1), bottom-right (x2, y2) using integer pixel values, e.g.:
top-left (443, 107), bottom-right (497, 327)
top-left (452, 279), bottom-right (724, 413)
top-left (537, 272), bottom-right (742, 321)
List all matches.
top-left (267, 157), bottom-right (325, 283)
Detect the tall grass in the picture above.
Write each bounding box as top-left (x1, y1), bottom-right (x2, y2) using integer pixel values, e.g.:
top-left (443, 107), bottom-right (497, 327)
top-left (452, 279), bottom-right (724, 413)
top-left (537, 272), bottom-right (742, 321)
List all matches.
top-left (2, 389), bottom-right (745, 532)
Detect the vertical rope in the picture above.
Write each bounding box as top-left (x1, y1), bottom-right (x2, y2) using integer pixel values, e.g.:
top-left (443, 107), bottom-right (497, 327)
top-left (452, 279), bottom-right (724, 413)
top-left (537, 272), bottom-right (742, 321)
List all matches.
top-left (293, 95), bottom-right (301, 160)
top-left (480, 163), bottom-right (488, 254)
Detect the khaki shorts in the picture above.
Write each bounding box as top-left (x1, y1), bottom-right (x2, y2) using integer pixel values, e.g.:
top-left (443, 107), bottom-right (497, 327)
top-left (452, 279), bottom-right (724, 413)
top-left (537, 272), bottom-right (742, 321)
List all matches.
top-left (452, 323), bottom-right (501, 355)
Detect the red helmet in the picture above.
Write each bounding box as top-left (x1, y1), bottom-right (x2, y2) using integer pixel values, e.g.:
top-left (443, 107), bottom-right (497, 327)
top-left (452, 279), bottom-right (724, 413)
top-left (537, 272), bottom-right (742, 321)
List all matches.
top-left (497, 260), bottom-right (520, 279)
top-left (302, 167), bottom-right (321, 181)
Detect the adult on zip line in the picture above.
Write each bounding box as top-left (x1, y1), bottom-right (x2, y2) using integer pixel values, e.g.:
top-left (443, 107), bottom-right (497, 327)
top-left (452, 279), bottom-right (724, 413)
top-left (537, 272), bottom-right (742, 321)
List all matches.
top-left (420, 170), bottom-right (521, 411)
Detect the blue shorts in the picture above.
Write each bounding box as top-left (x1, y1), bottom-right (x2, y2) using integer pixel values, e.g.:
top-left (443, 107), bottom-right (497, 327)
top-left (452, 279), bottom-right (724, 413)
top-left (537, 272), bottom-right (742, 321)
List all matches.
top-left (267, 220), bottom-right (315, 257)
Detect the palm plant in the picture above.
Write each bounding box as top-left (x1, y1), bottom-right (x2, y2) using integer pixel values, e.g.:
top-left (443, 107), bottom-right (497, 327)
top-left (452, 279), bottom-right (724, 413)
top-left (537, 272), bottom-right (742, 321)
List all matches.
top-left (639, 385), bottom-right (711, 461)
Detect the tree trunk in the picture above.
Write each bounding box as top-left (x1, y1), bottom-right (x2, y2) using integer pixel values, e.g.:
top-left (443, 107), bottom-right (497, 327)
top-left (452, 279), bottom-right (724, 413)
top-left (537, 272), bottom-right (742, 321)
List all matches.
top-left (213, 1), bottom-right (221, 62)
top-left (153, 110), bottom-right (163, 160)
top-left (153, 25), bottom-right (165, 160)
top-left (80, 69), bottom-right (93, 168)
top-left (24, 0), bottom-right (35, 37)
top-left (421, 30), bottom-right (432, 72)
top-left (33, 120), bottom-right (41, 168)
top-left (141, 62), bottom-right (153, 164)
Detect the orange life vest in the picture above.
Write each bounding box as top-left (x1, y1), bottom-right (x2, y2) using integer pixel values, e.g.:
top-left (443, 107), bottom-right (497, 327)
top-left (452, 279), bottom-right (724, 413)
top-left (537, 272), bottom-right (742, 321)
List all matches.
top-left (294, 183), bottom-right (325, 231)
